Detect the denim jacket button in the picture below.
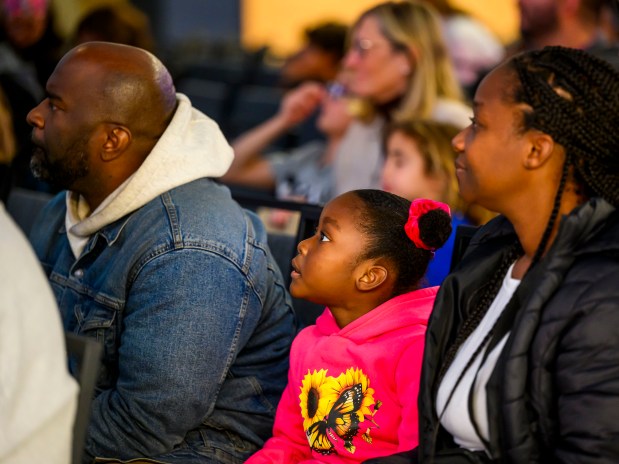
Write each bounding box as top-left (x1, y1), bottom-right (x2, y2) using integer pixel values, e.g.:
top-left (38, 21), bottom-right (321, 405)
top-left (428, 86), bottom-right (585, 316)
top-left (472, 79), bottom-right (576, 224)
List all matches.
top-left (74, 269), bottom-right (84, 278)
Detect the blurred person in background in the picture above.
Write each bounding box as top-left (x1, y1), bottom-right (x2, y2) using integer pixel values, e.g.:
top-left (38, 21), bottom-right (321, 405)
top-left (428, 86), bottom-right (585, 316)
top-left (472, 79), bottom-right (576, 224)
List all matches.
top-left (1, 197), bottom-right (78, 464)
top-left (279, 21), bottom-right (348, 89)
top-left (333, 0), bottom-right (471, 197)
top-left (601, 0), bottom-right (619, 42)
top-left (71, 1), bottom-right (156, 53)
top-left (0, 0), bottom-right (61, 193)
top-left (0, 0), bottom-right (63, 88)
top-left (422, 0), bottom-right (504, 98)
top-left (222, 74), bottom-right (354, 207)
top-left (507, 0), bottom-right (619, 70)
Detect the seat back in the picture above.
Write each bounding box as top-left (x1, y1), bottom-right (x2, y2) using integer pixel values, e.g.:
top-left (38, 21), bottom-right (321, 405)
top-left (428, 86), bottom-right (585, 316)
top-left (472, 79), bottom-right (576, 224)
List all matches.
top-left (6, 187), bottom-right (53, 235)
top-left (229, 186), bottom-right (324, 328)
top-left (65, 332), bottom-right (103, 464)
top-left (175, 78), bottom-right (229, 122)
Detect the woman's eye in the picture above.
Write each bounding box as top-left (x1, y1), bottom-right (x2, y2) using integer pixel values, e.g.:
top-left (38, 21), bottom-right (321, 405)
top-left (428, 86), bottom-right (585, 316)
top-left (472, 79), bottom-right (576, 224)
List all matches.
top-left (469, 116), bottom-right (478, 128)
top-left (320, 232), bottom-right (330, 242)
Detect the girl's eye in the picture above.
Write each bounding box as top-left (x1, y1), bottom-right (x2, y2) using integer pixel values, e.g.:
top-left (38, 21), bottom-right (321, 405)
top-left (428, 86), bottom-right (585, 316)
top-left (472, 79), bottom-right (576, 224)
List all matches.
top-left (469, 116), bottom-right (478, 128)
top-left (320, 232), bottom-right (330, 242)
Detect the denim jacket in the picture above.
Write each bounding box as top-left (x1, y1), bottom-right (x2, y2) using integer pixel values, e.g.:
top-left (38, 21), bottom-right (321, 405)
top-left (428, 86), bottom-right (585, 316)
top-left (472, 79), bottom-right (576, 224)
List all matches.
top-left (30, 179), bottom-right (296, 463)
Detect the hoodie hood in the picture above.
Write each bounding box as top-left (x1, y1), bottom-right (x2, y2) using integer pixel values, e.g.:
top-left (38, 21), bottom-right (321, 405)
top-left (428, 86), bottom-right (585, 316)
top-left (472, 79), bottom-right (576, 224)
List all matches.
top-left (316, 286), bottom-right (438, 342)
top-left (65, 93), bottom-right (233, 257)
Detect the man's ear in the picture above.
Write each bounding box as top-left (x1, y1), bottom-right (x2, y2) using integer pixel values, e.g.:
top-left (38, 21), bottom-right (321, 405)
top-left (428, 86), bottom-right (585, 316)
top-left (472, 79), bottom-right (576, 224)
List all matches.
top-left (100, 125), bottom-right (131, 161)
top-left (524, 131), bottom-right (555, 170)
top-left (356, 264), bottom-right (388, 292)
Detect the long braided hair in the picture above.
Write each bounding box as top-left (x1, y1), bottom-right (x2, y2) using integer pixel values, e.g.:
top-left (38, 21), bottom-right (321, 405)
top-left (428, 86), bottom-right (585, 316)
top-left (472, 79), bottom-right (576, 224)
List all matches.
top-left (436, 46), bottom-right (619, 389)
top-left (512, 46), bottom-right (619, 209)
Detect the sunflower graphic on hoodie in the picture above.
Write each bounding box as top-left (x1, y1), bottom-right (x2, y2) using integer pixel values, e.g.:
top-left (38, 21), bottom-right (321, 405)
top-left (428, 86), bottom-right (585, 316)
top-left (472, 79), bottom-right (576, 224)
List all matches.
top-left (299, 367), bottom-right (381, 455)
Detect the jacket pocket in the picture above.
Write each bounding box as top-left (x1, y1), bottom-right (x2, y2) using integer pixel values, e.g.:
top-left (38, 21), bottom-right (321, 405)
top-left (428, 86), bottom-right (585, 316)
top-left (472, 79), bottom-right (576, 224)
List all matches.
top-left (74, 301), bottom-right (119, 390)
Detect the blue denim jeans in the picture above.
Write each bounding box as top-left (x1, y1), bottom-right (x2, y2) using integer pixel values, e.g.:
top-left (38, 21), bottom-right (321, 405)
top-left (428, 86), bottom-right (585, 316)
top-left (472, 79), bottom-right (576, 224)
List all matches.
top-left (153, 429), bottom-right (257, 463)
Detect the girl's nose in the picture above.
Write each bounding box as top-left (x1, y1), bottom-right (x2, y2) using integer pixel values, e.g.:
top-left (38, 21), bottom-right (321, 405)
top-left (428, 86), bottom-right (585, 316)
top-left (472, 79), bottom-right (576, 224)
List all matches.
top-left (296, 237), bottom-right (310, 255)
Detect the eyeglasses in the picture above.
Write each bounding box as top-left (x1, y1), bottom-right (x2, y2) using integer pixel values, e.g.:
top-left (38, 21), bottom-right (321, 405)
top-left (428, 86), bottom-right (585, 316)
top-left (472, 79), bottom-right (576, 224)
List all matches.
top-left (349, 37), bottom-right (407, 59)
top-left (325, 81), bottom-right (349, 100)
top-left (349, 38), bottom-right (379, 58)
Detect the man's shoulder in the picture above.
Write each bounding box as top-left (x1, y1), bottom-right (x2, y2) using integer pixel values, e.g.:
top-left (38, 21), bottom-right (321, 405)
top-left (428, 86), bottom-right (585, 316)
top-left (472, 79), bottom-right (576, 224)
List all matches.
top-left (139, 179), bottom-right (241, 222)
top-left (125, 179), bottom-right (256, 251)
top-left (178, 178), bottom-right (235, 203)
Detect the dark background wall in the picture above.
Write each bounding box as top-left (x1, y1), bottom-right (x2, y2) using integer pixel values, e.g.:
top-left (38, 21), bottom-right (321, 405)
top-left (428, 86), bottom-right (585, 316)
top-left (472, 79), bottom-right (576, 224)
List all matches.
top-left (131, 0), bottom-right (241, 48)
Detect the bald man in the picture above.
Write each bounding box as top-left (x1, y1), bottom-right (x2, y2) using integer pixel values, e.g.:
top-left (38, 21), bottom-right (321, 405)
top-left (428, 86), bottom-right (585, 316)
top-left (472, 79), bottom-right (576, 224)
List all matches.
top-left (27, 42), bottom-right (295, 463)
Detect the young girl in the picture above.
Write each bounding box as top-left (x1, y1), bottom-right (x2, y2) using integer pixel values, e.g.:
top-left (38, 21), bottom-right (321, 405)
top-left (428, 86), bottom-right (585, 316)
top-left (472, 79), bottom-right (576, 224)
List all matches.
top-left (247, 189), bottom-right (452, 463)
top-left (381, 119), bottom-right (494, 286)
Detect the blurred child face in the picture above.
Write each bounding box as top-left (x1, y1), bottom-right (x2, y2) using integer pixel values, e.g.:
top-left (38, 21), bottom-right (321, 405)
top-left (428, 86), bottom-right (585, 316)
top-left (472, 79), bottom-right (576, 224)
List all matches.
top-left (316, 82), bottom-right (353, 137)
top-left (381, 130), bottom-right (445, 201)
top-left (290, 192), bottom-right (367, 307)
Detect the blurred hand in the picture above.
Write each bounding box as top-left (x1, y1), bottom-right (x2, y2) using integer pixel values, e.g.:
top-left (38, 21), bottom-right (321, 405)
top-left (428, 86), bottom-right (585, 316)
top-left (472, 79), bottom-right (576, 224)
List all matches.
top-left (277, 82), bottom-right (325, 128)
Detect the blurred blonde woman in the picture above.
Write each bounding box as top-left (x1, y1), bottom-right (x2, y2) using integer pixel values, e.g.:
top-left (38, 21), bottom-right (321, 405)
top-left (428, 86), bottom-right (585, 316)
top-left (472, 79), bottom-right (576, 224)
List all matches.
top-left (333, 0), bottom-right (471, 196)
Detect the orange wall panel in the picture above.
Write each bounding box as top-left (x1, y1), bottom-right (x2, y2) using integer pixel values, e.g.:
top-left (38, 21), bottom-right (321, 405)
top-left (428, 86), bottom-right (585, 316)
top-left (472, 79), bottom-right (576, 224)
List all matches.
top-left (242, 0), bottom-right (519, 57)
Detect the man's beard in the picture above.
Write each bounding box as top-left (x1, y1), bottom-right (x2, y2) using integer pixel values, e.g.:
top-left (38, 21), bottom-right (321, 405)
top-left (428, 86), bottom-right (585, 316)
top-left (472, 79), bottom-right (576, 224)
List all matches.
top-left (30, 143), bottom-right (89, 190)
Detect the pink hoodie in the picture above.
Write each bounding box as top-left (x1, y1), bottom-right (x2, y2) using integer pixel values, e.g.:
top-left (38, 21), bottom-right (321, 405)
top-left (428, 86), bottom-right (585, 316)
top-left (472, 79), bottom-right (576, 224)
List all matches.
top-left (247, 287), bottom-right (437, 463)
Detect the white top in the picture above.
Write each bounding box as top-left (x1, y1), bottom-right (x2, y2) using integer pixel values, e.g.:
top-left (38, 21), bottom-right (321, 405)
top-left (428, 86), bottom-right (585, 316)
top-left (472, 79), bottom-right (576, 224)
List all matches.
top-left (0, 203), bottom-right (78, 463)
top-left (436, 262), bottom-right (520, 452)
top-left (332, 98), bottom-right (472, 196)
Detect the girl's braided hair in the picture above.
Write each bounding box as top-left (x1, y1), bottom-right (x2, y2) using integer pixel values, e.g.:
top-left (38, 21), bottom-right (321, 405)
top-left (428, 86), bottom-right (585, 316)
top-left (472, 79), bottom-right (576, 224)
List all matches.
top-left (437, 46), bottom-right (619, 382)
top-left (353, 189), bottom-right (452, 297)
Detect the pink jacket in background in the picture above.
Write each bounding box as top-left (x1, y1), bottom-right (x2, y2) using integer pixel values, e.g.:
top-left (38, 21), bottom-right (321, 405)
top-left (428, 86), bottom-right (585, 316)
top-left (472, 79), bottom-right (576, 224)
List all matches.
top-left (247, 287), bottom-right (437, 463)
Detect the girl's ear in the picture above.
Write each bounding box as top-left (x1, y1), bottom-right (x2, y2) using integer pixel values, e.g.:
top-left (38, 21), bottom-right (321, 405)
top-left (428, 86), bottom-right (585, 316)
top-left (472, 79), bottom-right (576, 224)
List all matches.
top-left (356, 264), bottom-right (388, 292)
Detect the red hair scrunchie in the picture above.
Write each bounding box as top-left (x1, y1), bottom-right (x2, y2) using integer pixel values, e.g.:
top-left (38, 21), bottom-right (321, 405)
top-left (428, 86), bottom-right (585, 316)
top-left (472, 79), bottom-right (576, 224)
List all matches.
top-left (404, 199), bottom-right (451, 251)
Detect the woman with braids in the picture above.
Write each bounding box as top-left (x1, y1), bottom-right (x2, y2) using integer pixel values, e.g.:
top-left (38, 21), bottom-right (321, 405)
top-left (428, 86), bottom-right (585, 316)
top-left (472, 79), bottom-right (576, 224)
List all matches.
top-left (366, 46), bottom-right (619, 463)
